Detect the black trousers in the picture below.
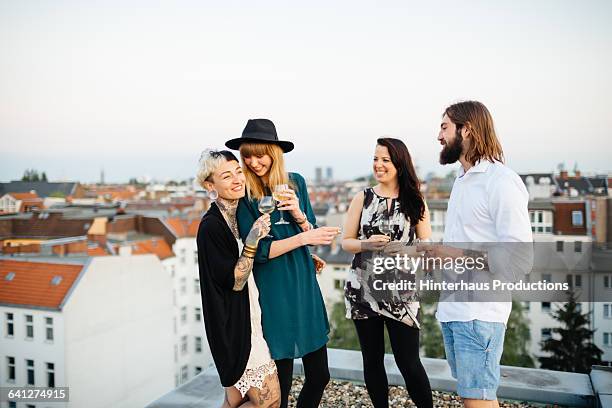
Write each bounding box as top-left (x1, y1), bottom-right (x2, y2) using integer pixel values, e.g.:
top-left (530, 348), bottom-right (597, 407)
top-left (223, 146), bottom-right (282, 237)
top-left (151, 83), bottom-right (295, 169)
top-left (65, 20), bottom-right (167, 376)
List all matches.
top-left (274, 345), bottom-right (330, 408)
top-left (353, 316), bottom-right (433, 408)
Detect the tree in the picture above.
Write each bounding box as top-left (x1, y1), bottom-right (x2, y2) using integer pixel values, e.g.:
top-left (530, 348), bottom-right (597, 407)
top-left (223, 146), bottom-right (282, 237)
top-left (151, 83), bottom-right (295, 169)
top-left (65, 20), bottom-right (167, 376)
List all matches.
top-left (41, 172), bottom-right (48, 181)
top-left (419, 297), bottom-right (445, 358)
top-left (501, 301), bottom-right (534, 367)
top-left (539, 292), bottom-right (602, 373)
top-left (22, 169), bottom-right (42, 182)
top-left (328, 302), bottom-right (361, 351)
top-left (328, 301), bottom-right (392, 353)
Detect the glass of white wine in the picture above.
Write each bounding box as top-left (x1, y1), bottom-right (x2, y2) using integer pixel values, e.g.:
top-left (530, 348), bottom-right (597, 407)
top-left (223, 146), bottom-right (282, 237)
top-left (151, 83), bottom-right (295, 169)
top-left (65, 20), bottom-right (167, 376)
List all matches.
top-left (272, 184), bottom-right (291, 225)
top-left (379, 211), bottom-right (392, 240)
top-left (258, 196), bottom-right (275, 238)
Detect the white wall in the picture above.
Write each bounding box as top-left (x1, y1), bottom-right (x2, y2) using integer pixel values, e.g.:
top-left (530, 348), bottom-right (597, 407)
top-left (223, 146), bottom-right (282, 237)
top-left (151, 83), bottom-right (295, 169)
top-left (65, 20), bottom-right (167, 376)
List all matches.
top-left (62, 255), bottom-right (174, 408)
top-left (0, 307), bottom-right (65, 408)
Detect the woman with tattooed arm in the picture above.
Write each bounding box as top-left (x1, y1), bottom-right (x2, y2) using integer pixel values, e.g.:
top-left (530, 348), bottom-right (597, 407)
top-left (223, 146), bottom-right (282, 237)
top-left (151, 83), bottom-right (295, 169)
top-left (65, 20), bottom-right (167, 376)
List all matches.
top-left (196, 149), bottom-right (280, 408)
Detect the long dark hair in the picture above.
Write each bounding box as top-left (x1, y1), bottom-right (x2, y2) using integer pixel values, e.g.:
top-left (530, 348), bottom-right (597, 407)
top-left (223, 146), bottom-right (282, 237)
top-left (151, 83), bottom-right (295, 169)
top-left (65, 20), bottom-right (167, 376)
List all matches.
top-left (376, 138), bottom-right (425, 226)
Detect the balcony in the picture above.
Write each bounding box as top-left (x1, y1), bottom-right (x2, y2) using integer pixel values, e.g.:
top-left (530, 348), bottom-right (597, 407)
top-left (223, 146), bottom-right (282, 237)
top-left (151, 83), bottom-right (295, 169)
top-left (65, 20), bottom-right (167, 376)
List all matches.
top-left (145, 348), bottom-right (612, 407)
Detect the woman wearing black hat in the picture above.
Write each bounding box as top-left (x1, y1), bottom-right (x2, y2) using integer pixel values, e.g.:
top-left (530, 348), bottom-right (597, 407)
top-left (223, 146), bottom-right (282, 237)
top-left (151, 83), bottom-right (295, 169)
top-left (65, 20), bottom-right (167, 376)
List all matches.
top-left (196, 149), bottom-right (281, 408)
top-left (227, 119), bottom-right (340, 408)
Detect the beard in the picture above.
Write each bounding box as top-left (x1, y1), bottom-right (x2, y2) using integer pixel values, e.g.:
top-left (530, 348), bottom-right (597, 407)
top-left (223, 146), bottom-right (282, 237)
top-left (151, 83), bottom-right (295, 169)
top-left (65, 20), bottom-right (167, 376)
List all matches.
top-left (439, 131), bottom-right (463, 165)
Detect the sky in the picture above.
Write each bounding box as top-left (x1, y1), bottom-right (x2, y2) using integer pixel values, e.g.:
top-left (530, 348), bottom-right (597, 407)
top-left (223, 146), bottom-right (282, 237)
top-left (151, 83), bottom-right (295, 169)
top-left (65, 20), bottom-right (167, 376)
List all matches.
top-left (1, 0), bottom-right (610, 183)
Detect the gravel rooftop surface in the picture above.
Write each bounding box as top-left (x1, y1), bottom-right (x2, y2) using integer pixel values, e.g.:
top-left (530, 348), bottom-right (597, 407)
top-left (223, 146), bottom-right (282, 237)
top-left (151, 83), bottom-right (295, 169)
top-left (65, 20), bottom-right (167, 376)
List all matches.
top-left (287, 377), bottom-right (564, 408)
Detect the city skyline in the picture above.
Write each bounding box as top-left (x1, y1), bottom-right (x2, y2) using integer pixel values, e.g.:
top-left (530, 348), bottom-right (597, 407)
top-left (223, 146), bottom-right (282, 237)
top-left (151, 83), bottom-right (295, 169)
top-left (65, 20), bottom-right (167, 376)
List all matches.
top-left (1, 0), bottom-right (610, 182)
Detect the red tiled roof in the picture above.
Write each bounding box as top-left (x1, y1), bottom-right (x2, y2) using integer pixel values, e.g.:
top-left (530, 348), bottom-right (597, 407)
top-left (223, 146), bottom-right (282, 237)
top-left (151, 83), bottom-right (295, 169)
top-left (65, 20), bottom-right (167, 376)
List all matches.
top-left (0, 260), bottom-right (84, 309)
top-left (87, 245), bottom-right (109, 257)
top-left (113, 238), bottom-right (174, 260)
top-left (165, 217), bottom-right (200, 238)
top-left (7, 192), bottom-right (39, 200)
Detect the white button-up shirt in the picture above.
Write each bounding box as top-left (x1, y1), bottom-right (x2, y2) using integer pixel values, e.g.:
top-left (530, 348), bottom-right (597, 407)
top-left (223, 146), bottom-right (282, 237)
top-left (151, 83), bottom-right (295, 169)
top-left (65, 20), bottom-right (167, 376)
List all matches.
top-left (436, 159), bottom-right (532, 324)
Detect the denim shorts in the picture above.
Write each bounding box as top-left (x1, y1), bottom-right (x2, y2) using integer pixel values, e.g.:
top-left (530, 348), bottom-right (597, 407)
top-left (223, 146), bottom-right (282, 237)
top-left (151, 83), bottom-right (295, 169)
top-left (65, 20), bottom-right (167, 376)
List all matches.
top-left (440, 320), bottom-right (506, 400)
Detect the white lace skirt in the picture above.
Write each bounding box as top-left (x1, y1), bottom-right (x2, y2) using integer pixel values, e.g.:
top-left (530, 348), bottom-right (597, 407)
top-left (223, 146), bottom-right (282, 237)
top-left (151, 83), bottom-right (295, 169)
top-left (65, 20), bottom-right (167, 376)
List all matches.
top-left (233, 359), bottom-right (277, 397)
top-left (232, 268), bottom-right (277, 397)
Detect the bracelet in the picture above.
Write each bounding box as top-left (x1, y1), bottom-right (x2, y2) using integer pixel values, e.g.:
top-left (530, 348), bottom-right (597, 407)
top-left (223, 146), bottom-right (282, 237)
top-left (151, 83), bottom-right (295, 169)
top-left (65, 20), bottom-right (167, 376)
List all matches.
top-left (295, 213), bottom-right (307, 225)
top-left (242, 244), bottom-right (257, 258)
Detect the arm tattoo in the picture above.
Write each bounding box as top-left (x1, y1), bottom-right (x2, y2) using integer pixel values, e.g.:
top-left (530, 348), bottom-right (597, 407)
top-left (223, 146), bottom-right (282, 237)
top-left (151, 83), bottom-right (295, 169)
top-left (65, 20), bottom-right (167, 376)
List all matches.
top-left (233, 254), bottom-right (255, 291)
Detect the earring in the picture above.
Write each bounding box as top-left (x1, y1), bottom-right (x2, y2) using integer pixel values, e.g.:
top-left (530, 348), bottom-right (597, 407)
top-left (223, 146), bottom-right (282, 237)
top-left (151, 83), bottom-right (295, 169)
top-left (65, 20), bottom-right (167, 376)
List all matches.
top-left (208, 189), bottom-right (218, 201)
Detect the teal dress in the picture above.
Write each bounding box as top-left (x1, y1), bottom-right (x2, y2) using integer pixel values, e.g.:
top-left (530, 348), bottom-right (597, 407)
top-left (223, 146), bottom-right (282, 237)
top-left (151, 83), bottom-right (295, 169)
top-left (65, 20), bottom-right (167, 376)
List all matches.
top-left (236, 172), bottom-right (330, 360)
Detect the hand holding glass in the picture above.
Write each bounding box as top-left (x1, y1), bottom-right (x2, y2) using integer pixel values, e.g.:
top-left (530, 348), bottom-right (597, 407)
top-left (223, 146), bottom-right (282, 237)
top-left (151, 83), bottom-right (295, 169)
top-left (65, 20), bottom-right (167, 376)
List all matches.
top-left (258, 196), bottom-right (275, 238)
top-left (273, 184), bottom-right (291, 225)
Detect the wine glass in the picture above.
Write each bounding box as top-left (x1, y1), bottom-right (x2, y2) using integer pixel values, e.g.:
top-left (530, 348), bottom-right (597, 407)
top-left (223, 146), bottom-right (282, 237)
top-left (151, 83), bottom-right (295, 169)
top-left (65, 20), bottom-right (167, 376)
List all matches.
top-left (272, 184), bottom-right (291, 225)
top-left (257, 196), bottom-right (275, 238)
top-left (379, 211), bottom-right (392, 240)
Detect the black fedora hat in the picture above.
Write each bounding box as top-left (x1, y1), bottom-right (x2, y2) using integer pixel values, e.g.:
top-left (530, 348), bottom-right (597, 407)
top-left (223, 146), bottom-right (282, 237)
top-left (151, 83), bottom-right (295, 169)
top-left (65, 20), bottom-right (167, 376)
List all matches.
top-left (225, 119), bottom-right (294, 153)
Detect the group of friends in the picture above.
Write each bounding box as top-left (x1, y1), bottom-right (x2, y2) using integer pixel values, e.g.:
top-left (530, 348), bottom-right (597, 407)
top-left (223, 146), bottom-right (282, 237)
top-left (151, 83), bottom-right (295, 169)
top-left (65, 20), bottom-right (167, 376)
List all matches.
top-left (196, 100), bottom-right (533, 408)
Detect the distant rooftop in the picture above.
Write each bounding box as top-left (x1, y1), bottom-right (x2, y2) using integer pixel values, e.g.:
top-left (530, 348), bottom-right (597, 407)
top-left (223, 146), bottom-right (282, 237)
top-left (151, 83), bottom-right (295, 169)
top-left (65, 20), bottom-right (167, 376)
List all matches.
top-left (0, 258), bottom-right (86, 310)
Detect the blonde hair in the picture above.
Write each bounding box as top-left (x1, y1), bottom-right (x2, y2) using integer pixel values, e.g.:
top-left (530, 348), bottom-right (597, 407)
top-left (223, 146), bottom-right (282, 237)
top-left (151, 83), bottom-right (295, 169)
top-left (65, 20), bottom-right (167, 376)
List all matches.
top-left (444, 101), bottom-right (504, 166)
top-left (239, 143), bottom-right (294, 200)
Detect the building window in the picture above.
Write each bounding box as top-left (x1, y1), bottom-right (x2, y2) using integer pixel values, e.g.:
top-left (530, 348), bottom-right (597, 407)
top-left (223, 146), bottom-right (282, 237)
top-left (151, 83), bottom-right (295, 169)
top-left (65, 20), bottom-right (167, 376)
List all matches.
top-left (194, 250), bottom-right (198, 265)
top-left (542, 273), bottom-right (552, 282)
top-left (575, 241), bottom-right (582, 253)
top-left (194, 278), bottom-right (200, 294)
top-left (180, 277), bottom-right (187, 295)
top-left (195, 366), bottom-right (202, 375)
top-left (6, 312), bottom-right (14, 337)
top-left (575, 274), bottom-right (582, 288)
top-left (46, 362), bottom-right (55, 388)
top-left (541, 302), bottom-right (551, 313)
top-left (181, 306), bottom-right (187, 324)
top-left (26, 359), bottom-right (35, 385)
top-left (541, 328), bottom-right (552, 341)
top-left (9, 402), bottom-right (16, 408)
top-left (522, 301), bottom-right (530, 311)
top-left (25, 315), bottom-right (33, 339)
top-left (556, 241), bottom-right (563, 252)
top-left (180, 248), bottom-right (186, 264)
top-left (537, 212), bottom-right (543, 223)
top-left (174, 345), bottom-right (178, 363)
top-left (604, 332), bottom-right (612, 347)
top-left (571, 210), bottom-right (584, 226)
top-left (45, 317), bottom-right (54, 341)
top-left (181, 336), bottom-right (188, 354)
top-left (195, 307), bottom-right (201, 322)
top-left (333, 279), bottom-right (345, 290)
top-left (606, 275), bottom-right (612, 289)
top-left (604, 304), bottom-right (612, 319)
top-left (7, 356), bottom-right (15, 381)
top-left (171, 265), bottom-right (176, 277)
top-left (181, 365), bottom-right (188, 383)
top-left (195, 336), bottom-right (202, 353)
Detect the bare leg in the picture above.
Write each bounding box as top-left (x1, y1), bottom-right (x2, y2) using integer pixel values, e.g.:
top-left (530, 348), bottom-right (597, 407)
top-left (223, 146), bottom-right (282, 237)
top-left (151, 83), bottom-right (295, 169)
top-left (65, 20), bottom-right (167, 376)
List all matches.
top-left (242, 372), bottom-right (281, 408)
top-left (222, 386), bottom-right (248, 408)
top-left (463, 398), bottom-right (498, 408)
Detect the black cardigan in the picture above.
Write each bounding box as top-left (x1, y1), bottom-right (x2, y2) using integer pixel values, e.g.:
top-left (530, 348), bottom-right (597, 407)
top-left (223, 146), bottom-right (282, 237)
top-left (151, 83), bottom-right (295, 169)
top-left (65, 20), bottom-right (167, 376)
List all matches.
top-left (197, 202), bottom-right (251, 386)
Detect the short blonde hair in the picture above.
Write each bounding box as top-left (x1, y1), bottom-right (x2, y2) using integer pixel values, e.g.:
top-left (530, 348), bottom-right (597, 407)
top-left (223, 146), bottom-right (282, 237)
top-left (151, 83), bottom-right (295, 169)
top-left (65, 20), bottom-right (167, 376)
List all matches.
top-left (196, 149), bottom-right (239, 189)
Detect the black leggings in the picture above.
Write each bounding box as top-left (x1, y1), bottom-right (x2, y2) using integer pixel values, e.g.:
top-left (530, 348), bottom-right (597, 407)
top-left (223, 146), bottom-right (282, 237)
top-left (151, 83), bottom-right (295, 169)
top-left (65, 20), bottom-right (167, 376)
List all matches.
top-left (275, 345), bottom-right (330, 408)
top-left (353, 317), bottom-right (433, 408)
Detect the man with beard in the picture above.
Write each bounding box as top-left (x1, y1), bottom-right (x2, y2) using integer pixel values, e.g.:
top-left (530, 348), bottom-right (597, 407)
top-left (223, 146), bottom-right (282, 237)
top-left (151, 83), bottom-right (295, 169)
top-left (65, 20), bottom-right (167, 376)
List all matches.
top-left (431, 101), bottom-right (532, 407)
